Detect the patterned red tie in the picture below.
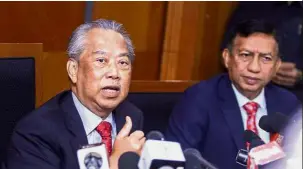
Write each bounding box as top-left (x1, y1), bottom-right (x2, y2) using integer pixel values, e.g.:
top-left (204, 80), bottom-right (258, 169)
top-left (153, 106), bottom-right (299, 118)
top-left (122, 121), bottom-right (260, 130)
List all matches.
top-left (243, 102), bottom-right (259, 135)
top-left (243, 102), bottom-right (259, 169)
top-left (96, 121), bottom-right (112, 155)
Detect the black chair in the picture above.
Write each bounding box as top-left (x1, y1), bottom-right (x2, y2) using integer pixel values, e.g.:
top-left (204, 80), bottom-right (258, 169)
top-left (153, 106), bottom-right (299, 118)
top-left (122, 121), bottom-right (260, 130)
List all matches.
top-left (0, 43), bottom-right (43, 165)
top-left (127, 92), bottom-right (183, 135)
top-left (0, 57), bottom-right (36, 163)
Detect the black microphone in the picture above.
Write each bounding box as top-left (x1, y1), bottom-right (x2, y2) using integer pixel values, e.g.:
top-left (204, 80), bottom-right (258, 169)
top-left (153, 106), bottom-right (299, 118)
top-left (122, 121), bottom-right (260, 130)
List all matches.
top-left (236, 130), bottom-right (265, 166)
top-left (237, 130), bottom-right (287, 168)
top-left (259, 112), bottom-right (289, 133)
top-left (184, 148), bottom-right (218, 169)
top-left (118, 151), bottom-right (140, 169)
top-left (244, 130), bottom-right (265, 149)
top-left (259, 112), bottom-right (291, 145)
top-left (258, 112), bottom-right (302, 169)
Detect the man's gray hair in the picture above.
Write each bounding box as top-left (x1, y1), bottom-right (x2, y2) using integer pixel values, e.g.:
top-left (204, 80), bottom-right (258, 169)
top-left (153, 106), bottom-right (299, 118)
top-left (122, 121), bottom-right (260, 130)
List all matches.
top-left (67, 19), bottom-right (135, 62)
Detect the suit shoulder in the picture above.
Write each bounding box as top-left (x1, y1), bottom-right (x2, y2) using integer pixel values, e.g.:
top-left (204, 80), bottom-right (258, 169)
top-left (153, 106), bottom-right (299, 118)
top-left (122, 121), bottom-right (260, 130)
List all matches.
top-left (268, 84), bottom-right (300, 102)
top-left (14, 92), bottom-right (68, 134)
top-left (116, 99), bottom-right (144, 130)
top-left (117, 100), bottom-right (143, 116)
top-left (184, 73), bottom-right (226, 98)
top-left (266, 84), bottom-right (302, 115)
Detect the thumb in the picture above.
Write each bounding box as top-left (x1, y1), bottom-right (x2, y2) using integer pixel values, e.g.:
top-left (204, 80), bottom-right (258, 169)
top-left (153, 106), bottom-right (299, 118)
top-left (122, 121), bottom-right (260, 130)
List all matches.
top-left (116, 116), bottom-right (132, 139)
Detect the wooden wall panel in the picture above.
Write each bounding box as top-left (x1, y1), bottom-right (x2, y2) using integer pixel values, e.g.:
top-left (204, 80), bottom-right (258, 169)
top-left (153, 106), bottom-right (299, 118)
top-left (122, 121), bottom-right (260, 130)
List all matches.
top-left (92, 1), bottom-right (167, 80)
top-left (42, 52), bottom-right (69, 103)
top-left (195, 2), bottom-right (238, 80)
top-left (160, 2), bottom-right (202, 80)
top-left (0, 2), bottom-right (85, 51)
top-left (160, 2), bottom-right (237, 81)
top-left (0, 2), bottom-right (239, 105)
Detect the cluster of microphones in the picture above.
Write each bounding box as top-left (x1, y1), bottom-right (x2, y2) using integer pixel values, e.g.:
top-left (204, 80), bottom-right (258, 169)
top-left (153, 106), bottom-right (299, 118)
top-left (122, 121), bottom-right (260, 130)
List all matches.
top-left (118, 131), bottom-right (218, 169)
top-left (236, 112), bottom-right (302, 169)
top-left (77, 112), bottom-right (301, 169)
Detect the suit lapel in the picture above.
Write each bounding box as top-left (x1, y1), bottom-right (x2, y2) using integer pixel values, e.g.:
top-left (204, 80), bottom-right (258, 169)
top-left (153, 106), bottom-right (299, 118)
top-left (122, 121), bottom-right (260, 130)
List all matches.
top-left (60, 92), bottom-right (139, 152)
top-left (60, 92), bottom-right (88, 156)
top-left (113, 101), bottom-right (139, 134)
top-left (264, 85), bottom-right (278, 117)
top-left (218, 75), bottom-right (246, 150)
top-left (113, 108), bottom-right (125, 134)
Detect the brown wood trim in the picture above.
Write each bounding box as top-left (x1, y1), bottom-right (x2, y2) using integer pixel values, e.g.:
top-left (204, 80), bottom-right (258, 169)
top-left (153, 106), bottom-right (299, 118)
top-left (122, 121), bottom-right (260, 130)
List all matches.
top-left (130, 80), bottom-right (198, 92)
top-left (160, 2), bottom-right (203, 80)
top-left (160, 2), bottom-right (184, 80)
top-left (0, 43), bottom-right (43, 107)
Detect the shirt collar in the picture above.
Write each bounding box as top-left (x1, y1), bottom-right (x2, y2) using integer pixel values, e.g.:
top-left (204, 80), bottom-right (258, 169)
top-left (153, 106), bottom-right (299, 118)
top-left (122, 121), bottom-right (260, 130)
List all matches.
top-left (71, 92), bottom-right (114, 136)
top-left (231, 83), bottom-right (266, 109)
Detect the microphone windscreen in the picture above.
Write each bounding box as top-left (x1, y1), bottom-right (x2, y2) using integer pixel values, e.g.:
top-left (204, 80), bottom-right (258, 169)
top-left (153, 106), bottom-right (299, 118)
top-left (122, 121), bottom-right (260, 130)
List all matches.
top-left (146, 130), bottom-right (165, 140)
top-left (259, 116), bottom-right (273, 132)
top-left (184, 153), bottom-right (202, 169)
top-left (259, 112), bottom-right (289, 133)
top-left (184, 148), bottom-right (218, 169)
top-left (118, 152), bottom-right (139, 169)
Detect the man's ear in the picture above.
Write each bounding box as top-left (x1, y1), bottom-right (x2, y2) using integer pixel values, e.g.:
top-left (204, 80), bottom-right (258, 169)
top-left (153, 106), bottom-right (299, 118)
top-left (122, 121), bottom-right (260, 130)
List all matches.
top-left (222, 48), bottom-right (231, 69)
top-left (67, 58), bottom-right (78, 84)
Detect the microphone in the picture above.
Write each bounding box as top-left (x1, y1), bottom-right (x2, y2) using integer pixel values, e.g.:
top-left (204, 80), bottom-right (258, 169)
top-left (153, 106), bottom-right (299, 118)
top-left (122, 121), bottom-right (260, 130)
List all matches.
top-left (236, 130), bottom-right (265, 166)
top-left (237, 130), bottom-right (286, 167)
top-left (259, 112), bottom-right (290, 145)
top-left (249, 141), bottom-right (286, 166)
top-left (146, 130), bottom-right (165, 141)
top-left (118, 151), bottom-right (140, 169)
top-left (257, 113), bottom-right (302, 168)
top-left (77, 143), bottom-right (110, 169)
top-left (259, 112), bottom-right (289, 133)
top-left (184, 148), bottom-right (218, 169)
top-left (138, 130), bottom-right (186, 169)
top-left (244, 130), bottom-right (265, 149)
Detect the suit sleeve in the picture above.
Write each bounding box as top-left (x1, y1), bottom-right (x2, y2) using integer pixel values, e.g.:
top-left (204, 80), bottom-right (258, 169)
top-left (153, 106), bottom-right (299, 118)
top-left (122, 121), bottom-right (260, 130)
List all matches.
top-left (139, 110), bottom-right (144, 131)
top-left (4, 119), bottom-right (60, 169)
top-left (165, 85), bottom-right (209, 150)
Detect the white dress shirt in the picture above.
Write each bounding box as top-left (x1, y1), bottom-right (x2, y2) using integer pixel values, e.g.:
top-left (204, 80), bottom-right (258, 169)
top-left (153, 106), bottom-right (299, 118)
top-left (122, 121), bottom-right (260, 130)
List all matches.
top-left (72, 92), bottom-right (117, 145)
top-left (231, 84), bottom-right (270, 143)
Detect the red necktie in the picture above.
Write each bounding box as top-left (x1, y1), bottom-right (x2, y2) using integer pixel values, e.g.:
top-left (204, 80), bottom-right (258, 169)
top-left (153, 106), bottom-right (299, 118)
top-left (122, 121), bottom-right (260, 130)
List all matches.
top-left (243, 102), bottom-right (259, 169)
top-left (96, 121), bottom-right (112, 155)
top-left (243, 102), bottom-right (259, 135)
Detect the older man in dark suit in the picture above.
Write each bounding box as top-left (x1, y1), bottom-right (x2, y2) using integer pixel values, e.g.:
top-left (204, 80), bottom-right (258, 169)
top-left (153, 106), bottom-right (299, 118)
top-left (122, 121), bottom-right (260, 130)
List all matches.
top-left (4, 19), bottom-right (145, 169)
top-left (166, 20), bottom-right (302, 169)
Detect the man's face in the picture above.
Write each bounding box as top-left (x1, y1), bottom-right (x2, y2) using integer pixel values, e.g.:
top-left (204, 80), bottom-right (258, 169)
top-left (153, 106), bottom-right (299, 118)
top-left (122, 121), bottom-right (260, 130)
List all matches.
top-left (222, 33), bottom-right (281, 98)
top-left (68, 28), bottom-right (132, 116)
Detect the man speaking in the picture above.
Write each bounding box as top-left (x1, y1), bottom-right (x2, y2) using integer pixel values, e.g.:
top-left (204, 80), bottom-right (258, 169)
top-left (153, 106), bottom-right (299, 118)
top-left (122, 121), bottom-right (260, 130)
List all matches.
top-left (4, 19), bottom-right (145, 169)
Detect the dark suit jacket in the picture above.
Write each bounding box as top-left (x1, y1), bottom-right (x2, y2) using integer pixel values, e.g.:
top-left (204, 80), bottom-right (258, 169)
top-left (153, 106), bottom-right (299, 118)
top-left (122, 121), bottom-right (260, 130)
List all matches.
top-left (4, 90), bottom-right (144, 169)
top-left (165, 73), bottom-right (302, 169)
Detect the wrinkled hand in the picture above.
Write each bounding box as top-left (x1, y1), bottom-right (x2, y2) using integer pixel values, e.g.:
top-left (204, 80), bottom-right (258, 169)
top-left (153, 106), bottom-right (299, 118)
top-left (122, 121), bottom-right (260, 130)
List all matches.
top-left (273, 62), bottom-right (302, 87)
top-left (109, 116), bottom-right (145, 169)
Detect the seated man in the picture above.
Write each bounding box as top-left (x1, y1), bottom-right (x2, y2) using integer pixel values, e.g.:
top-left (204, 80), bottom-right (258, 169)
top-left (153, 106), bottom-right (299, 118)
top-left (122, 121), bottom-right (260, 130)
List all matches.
top-left (166, 19), bottom-right (302, 169)
top-left (4, 19), bottom-right (145, 169)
